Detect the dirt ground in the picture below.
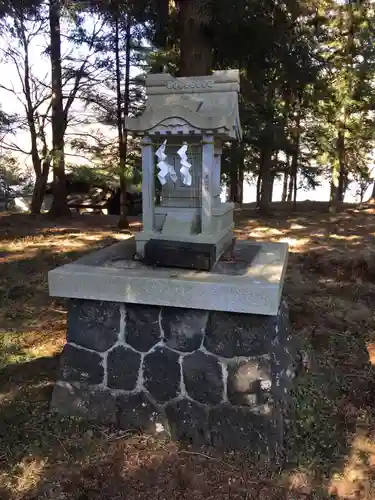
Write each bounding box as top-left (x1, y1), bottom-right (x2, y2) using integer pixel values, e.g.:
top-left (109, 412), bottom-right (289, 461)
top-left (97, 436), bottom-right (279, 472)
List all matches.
top-left (1, 203), bottom-right (375, 499)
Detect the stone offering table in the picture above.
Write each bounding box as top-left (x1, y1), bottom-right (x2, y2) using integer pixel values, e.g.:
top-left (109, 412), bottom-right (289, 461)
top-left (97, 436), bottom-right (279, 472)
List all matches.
top-left (49, 237), bottom-right (297, 458)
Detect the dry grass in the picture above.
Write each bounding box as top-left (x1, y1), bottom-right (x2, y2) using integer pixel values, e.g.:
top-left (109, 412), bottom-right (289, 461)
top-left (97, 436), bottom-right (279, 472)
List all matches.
top-left (1, 204), bottom-right (375, 499)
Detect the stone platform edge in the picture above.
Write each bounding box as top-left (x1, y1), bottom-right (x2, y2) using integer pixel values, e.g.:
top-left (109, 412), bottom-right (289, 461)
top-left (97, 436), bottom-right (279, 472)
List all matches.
top-left (48, 238), bottom-right (288, 316)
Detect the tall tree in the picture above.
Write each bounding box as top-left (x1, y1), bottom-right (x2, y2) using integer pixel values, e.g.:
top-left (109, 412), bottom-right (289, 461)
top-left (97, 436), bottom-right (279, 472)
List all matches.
top-left (115, 10), bottom-right (131, 228)
top-left (0, 9), bottom-right (53, 213)
top-left (177, 0), bottom-right (213, 76)
top-left (48, 0), bottom-right (68, 215)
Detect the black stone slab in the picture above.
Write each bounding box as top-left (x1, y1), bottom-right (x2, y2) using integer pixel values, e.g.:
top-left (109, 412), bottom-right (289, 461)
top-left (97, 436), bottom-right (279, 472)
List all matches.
top-left (143, 239), bottom-right (216, 271)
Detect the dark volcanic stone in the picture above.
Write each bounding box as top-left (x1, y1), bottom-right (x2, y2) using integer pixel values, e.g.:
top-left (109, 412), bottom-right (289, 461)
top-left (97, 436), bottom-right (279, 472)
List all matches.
top-left (205, 311), bottom-right (277, 358)
top-left (209, 404), bottom-right (282, 454)
top-left (117, 392), bottom-right (165, 432)
top-left (67, 299), bottom-right (120, 352)
top-left (275, 301), bottom-right (291, 343)
top-left (126, 304), bottom-right (161, 352)
top-left (51, 382), bottom-right (116, 424)
top-left (60, 344), bottom-right (103, 385)
top-left (183, 351), bottom-right (223, 405)
top-left (143, 346), bottom-right (180, 402)
top-left (162, 307), bottom-right (208, 352)
top-left (227, 358), bottom-right (272, 406)
top-left (107, 346), bottom-right (141, 390)
top-left (166, 399), bottom-right (209, 446)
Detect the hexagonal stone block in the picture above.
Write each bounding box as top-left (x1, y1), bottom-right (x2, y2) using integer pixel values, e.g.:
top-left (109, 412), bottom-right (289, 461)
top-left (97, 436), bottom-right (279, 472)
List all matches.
top-left (143, 346), bottom-right (180, 403)
top-left (60, 344), bottom-right (103, 385)
top-left (205, 311), bottom-right (277, 358)
top-left (183, 351), bottom-right (223, 405)
top-left (117, 392), bottom-right (166, 433)
top-left (107, 346), bottom-right (141, 390)
top-left (227, 358), bottom-right (272, 406)
top-left (162, 307), bottom-right (208, 352)
top-left (166, 399), bottom-right (209, 446)
top-left (51, 382), bottom-right (116, 424)
top-left (126, 304), bottom-right (161, 352)
top-left (209, 404), bottom-right (282, 454)
top-left (67, 299), bottom-right (120, 352)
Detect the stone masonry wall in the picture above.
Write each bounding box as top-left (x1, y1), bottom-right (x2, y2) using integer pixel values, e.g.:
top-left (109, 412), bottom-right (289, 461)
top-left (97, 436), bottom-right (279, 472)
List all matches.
top-left (52, 299), bottom-right (299, 459)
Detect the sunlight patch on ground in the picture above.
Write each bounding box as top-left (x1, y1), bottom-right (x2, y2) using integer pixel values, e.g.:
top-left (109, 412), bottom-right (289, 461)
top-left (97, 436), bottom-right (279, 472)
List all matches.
top-left (14, 457), bottom-right (47, 496)
top-left (287, 471), bottom-right (312, 496)
top-left (366, 343), bottom-right (375, 365)
top-left (328, 431), bottom-right (375, 499)
top-left (0, 231), bottom-right (129, 256)
top-left (279, 236), bottom-right (310, 251)
top-left (0, 329), bottom-right (65, 368)
top-left (329, 234), bottom-right (362, 241)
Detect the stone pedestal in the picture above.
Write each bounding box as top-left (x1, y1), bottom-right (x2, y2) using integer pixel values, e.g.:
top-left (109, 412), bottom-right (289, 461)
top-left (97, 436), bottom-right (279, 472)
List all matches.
top-left (52, 298), bottom-right (298, 458)
top-left (49, 238), bottom-right (297, 459)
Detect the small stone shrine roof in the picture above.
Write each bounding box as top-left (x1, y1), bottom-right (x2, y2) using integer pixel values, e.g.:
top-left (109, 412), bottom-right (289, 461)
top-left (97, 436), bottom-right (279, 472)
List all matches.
top-left (125, 70), bottom-right (242, 140)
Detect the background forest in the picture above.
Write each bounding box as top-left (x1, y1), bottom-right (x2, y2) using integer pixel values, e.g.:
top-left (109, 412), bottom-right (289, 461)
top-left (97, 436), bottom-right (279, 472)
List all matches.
top-left (1, 0), bottom-right (375, 221)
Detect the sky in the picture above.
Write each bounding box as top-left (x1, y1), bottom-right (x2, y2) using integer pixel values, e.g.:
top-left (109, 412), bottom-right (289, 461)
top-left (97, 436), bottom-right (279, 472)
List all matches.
top-left (0, 12), bottom-right (373, 204)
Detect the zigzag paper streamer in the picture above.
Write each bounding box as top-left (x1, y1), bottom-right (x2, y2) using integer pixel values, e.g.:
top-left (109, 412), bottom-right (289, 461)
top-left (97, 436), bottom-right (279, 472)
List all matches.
top-left (169, 163), bottom-right (178, 183)
top-left (177, 143), bottom-right (192, 186)
top-left (155, 140), bottom-right (176, 185)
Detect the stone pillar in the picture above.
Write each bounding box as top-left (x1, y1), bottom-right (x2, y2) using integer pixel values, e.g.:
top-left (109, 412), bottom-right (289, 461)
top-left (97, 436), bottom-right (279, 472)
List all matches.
top-left (213, 142), bottom-right (222, 207)
top-left (201, 135), bottom-right (214, 234)
top-left (141, 137), bottom-right (154, 232)
top-left (52, 299), bottom-right (299, 458)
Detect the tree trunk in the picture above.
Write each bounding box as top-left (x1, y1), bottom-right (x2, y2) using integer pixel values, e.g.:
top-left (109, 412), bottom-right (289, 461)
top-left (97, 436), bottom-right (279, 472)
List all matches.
top-left (287, 175), bottom-right (293, 202)
top-left (238, 163), bottom-right (244, 206)
top-left (290, 116), bottom-right (301, 211)
top-left (337, 128), bottom-right (346, 203)
top-left (116, 12), bottom-right (130, 229)
top-left (268, 173), bottom-right (275, 203)
top-left (293, 169), bottom-right (297, 208)
top-left (256, 170), bottom-right (262, 207)
top-left (258, 148), bottom-right (273, 215)
top-left (228, 141), bottom-right (244, 204)
top-left (330, 126), bottom-right (346, 212)
top-left (282, 154), bottom-right (290, 202)
top-left (177, 0), bottom-right (213, 76)
top-left (370, 181), bottom-right (375, 201)
top-left (229, 163), bottom-right (238, 203)
top-left (330, 161), bottom-right (340, 213)
top-left (31, 160), bottom-right (50, 214)
top-left (282, 171), bottom-right (288, 202)
top-left (19, 15), bottom-right (49, 215)
top-left (48, 0), bottom-right (69, 217)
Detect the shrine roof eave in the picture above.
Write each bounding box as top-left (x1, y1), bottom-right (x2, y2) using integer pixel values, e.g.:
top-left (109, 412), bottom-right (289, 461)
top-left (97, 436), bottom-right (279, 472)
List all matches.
top-left (126, 110), bottom-right (242, 141)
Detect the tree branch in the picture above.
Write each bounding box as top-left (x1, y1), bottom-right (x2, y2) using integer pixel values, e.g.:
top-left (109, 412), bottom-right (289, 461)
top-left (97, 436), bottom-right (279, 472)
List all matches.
top-left (1, 141), bottom-right (32, 155)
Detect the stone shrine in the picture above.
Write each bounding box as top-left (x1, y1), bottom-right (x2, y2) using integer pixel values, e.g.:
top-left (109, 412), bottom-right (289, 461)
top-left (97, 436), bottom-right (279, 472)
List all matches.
top-left (49, 70), bottom-right (298, 462)
top-left (126, 71), bottom-right (241, 269)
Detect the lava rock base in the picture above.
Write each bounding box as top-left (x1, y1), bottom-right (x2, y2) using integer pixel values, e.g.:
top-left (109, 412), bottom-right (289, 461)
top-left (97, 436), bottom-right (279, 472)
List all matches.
top-left (52, 299), bottom-right (299, 459)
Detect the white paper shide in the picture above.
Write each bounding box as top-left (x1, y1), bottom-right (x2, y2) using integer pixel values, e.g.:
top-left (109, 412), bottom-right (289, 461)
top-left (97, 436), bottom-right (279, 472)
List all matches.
top-left (177, 143), bottom-right (192, 186)
top-left (155, 140), bottom-right (177, 185)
